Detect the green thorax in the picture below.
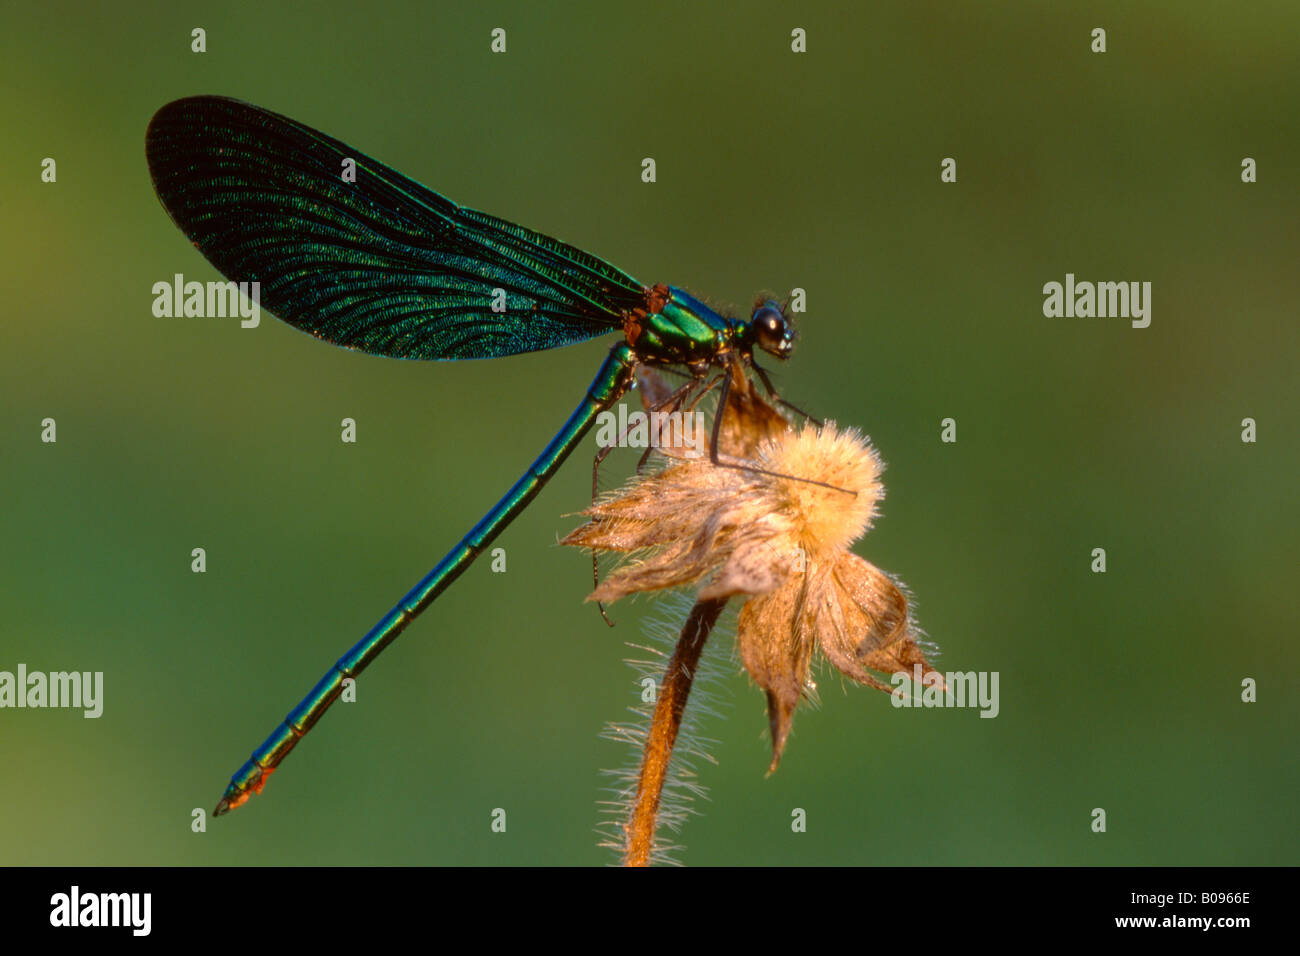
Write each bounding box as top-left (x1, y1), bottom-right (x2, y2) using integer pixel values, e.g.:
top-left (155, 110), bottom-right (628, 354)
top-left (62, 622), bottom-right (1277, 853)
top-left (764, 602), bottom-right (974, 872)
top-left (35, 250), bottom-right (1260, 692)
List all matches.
top-left (633, 286), bottom-right (736, 366)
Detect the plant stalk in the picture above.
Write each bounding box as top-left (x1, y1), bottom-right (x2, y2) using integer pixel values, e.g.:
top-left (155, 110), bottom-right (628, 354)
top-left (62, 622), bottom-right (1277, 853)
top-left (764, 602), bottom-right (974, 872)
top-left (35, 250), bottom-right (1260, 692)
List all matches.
top-left (623, 596), bottom-right (728, 866)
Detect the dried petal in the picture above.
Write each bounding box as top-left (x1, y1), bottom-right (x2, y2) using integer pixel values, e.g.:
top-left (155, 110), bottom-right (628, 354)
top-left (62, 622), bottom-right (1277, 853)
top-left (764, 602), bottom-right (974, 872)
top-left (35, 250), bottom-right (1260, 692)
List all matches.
top-left (736, 576), bottom-right (816, 771)
top-left (589, 540), bottom-right (707, 602)
top-left (718, 369), bottom-right (790, 458)
top-left (561, 462), bottom-right (742, 553)
top-left (814, 553), bottom-right (940, 688)
top-left (698, 517), bottom-right (797, 600)
top-left (634, 368), bottom-right (709, 460)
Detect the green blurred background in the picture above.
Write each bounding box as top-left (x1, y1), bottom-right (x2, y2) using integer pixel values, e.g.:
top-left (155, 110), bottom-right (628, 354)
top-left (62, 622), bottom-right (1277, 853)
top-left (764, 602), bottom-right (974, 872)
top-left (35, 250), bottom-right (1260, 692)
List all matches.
top-left (2, 1), bottom-right (1295, 865)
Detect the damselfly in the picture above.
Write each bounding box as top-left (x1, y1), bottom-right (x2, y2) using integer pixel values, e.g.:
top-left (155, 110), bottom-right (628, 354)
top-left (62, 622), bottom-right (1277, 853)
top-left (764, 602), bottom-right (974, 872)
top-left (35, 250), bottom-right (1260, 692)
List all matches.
top-left (145, 96), bottom-right (806, 814)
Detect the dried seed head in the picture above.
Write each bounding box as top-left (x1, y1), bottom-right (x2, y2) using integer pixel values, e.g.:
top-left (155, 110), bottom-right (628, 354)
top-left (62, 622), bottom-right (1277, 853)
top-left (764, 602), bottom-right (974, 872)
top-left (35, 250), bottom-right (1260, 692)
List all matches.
top-left (566, 371), bottom-right (938, 771)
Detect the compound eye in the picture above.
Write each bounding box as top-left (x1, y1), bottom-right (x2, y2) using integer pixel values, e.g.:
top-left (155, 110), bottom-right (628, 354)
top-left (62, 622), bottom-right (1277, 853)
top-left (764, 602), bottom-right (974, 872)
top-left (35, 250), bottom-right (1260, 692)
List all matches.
top-left (752, 304), bottom-right (788, 353)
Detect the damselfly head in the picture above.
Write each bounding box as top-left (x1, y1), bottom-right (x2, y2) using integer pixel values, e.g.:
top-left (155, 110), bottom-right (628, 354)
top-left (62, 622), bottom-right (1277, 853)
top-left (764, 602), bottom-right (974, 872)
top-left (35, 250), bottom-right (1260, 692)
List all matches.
top-left (748, 298), bottom-right (796, 360)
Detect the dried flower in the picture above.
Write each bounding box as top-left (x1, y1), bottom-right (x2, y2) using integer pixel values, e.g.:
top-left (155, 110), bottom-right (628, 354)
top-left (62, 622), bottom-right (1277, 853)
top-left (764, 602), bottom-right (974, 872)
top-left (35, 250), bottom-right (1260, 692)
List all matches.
top-left (565, 371), bottom-right (937, 770)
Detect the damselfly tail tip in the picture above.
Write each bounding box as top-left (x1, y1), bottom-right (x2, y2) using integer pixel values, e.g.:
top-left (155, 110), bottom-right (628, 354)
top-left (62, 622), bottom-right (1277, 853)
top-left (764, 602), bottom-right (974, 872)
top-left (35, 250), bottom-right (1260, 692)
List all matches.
top-left (213, 786), bottom-right (245, 817)
top-left (213, 773), bottom-right (265, 817)
top-left (214, 761), bottom-right (276, 817)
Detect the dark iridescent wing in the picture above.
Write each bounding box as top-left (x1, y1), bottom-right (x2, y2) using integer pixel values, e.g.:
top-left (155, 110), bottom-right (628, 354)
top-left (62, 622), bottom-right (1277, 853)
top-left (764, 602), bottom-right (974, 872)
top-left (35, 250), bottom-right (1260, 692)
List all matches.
top-left (145, 96), bottom-right (645, 360)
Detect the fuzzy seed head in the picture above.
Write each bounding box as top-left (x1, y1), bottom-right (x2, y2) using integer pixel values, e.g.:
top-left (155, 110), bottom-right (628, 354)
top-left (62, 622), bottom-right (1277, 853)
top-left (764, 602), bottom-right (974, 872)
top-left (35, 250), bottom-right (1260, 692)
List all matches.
top-left (564, 370), bottom-right (938, 774)
top-left (758, 422), bottom-right (882, 557)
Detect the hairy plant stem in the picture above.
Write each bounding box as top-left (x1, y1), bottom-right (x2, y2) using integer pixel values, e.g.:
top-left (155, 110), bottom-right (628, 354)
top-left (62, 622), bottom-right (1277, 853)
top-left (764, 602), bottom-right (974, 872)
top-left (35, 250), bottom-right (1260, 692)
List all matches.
top-left (623, 596), bottom-right (728, 866)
